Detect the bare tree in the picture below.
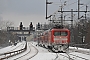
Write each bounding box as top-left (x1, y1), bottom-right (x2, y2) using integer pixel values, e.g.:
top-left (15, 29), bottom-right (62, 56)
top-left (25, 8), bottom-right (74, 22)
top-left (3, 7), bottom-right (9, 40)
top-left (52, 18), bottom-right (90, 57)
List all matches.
top-left (0, 20), bottom-right (4, 29)
top-left (0, 20), bottom-right (14, 30)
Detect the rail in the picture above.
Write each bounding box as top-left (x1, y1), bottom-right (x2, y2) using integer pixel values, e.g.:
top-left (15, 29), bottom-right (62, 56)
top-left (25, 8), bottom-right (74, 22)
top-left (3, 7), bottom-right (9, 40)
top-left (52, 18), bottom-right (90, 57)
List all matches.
top-left (70, 43), bottom-right (90, 49)
top-left (13, 42), bottom-right (39, 60)
top-left (0, 42), bottom-right (27, 60)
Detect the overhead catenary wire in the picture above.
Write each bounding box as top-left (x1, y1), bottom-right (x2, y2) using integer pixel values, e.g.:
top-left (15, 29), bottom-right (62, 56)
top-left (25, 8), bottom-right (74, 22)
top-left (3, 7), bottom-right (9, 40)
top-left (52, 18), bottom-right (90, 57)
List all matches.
top-left (50, 0), bottom-right (90, 10)
top-left (64, 0), bottom-right (90, 22)
top-left (79, 1), bottom-right (90, 9)
top-left (51, 0), bottom-right (78, 7)
top-left (47, 0), bottom-right (90, 20)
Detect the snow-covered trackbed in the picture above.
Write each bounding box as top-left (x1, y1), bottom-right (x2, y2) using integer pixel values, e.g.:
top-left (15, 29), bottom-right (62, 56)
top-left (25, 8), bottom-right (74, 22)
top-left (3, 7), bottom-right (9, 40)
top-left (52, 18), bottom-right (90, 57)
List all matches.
top-left (0, 41), bottom-right (26, 60)
top-left (0, 41), bottom-right (26, 54)
top-left (55, 52), bottom-right (90, 60)
top-left (0, 41), bottom-right (90, 60)
top-left (31, 42), bottom-right (90, 60)
top-left (11, 42), bottom-right (38, 60)
top-left (53, 47), bottom-right (90, 60)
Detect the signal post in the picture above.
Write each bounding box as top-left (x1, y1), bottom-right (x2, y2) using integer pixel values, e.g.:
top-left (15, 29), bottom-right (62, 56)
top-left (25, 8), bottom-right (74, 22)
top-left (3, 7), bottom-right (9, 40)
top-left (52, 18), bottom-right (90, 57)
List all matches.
top-left (7, 22), bottom-right (35, 42)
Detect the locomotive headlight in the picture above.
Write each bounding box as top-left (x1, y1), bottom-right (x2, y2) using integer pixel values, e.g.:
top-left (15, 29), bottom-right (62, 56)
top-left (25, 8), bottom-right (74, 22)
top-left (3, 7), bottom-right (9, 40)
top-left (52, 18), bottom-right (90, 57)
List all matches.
top-left (60, 37), bottom-right (61, 38)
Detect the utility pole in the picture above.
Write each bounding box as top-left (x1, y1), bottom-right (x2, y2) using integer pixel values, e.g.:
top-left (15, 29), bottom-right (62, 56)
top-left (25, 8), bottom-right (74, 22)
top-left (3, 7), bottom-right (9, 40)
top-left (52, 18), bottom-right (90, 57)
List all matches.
top-left (46, 0), bottom-right (48, 19)
top-left (61, 6), bottom-right (63, 26)
top-left (46, 0), bottom-right (53, 19)
top-left (71, 9), bottom-right (74, 43)
top-left (71, 9), bottom-right (73, 26)
top-left (83, 5), bottom-right (88, 43)
top-left (85, 5), bottom-right (88, 20)
top-left (78, 0), bottom-right (80, 19)
top-left (78, 0), bottom-right (83, 19)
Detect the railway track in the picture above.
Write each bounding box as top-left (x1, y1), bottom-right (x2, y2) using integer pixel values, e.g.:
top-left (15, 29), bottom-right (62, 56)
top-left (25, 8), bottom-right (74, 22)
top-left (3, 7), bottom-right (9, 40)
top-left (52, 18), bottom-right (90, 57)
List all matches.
top-left (48, 48), bottom-right (90, 60)
top-left (56, 52), bottom-right (90, 60)
top-left (53, 52), bottom-right (71, 60)
top-left (74, 50), bottom-right (90, 56)
top-left (12, 42), bottom-right (38, 60)
top-left (54, 53), bottom-right (59, 60)
top-left (9, 41), bottom-right (89, 60)
top-left (69, 53), bottom-right (89, 60)
top-left (0, 41), bottom-right (26, 55)
top-left (47, 49), bottom-right (70, 60)
top-left (10, 41), bottom-right (26, 52)
top-left (69, 47), bottom-right (90, 55)
top-left (0, 41), bottom-right (26, 59)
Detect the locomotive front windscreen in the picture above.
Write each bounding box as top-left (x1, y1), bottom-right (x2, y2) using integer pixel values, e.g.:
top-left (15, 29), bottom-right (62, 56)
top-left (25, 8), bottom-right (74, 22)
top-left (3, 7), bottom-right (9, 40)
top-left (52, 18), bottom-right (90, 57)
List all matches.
top-left (54, 31), bottom-right (68, 36)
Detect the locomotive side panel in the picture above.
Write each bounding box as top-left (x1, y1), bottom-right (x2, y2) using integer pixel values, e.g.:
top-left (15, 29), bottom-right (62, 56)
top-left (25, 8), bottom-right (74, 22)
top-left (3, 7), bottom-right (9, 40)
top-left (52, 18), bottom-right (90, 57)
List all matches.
top-left (47, 31), bottom-right (52, 46)
top-left (36, 28), bottom-right (70, 52)
top-left (67, 30), bottom-right (70, 43)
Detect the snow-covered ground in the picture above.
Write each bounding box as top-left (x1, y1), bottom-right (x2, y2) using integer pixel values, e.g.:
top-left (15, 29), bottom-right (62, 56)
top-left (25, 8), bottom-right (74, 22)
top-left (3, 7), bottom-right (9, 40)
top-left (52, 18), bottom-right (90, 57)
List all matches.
top-left (69, 46), bottom-right (90, 52)
top-left (0, 41), bottom-right (90, 60)
top-left (0, 41), bottom-right (26, 54)
top-left (5, 42), bottom-right (56, 60)
top-left (30, 42), bottom-right (57, 60)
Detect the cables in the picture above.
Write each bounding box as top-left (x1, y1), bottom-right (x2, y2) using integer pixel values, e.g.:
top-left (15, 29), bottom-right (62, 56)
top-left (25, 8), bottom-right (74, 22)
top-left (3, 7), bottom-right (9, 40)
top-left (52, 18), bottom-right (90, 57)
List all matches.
top-left (79, 1), bottom-right (90, 9)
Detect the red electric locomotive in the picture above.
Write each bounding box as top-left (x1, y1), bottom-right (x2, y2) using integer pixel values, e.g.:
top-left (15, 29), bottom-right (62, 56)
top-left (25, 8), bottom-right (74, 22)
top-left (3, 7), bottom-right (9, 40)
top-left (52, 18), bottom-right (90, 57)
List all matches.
top-left (38, 25), bottom-right (70, 52)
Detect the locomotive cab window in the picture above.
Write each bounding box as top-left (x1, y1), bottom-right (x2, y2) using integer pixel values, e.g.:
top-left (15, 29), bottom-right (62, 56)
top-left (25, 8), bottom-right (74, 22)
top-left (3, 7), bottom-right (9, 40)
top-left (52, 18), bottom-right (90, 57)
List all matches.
top-left (54, 32), bottom-right (60, 36)
top-left (54, 31), bottom-right (68, 36)
top-left (61, 32), bottom-right (68, 36)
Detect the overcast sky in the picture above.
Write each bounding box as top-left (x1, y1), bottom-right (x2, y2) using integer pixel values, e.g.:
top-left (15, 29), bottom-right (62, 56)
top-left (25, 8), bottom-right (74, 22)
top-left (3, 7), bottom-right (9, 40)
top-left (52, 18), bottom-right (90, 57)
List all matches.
top-left (0, 0), bottom-right (90, 27)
